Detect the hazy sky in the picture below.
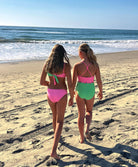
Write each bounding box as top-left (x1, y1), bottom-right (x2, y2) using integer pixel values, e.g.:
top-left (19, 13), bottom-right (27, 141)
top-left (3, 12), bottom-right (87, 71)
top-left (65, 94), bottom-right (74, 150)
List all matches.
top-left (0, 0), bottom-right (138, 30)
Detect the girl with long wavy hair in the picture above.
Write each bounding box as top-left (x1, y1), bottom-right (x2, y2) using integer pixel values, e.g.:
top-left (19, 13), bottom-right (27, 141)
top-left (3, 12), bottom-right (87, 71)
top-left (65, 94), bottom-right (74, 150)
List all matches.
top-left (40, 44), bottom-right (74, 159)
top-left (72, 43), bottom-right (103, 143)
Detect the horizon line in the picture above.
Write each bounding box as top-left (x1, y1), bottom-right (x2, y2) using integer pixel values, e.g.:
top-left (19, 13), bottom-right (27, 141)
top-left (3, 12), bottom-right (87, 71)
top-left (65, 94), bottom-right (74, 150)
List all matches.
top-left (0, 24), bottom-right (138, 31)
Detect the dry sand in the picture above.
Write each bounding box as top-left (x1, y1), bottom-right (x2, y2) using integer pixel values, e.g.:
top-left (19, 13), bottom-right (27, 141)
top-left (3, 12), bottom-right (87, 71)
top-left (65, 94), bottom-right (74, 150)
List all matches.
top-left (0, 51), bottom-right (138, 167)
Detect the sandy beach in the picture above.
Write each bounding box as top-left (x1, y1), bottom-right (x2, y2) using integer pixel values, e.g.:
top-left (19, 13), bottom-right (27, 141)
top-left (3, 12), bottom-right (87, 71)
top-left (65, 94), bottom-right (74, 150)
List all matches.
top-left (0, 50), bottom-right (138, 167)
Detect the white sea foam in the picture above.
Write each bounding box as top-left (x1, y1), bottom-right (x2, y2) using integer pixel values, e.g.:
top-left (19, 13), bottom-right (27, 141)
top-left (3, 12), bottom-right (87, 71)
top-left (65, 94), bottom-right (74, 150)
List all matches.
top-left (0, 40), bottom-right (138, 63)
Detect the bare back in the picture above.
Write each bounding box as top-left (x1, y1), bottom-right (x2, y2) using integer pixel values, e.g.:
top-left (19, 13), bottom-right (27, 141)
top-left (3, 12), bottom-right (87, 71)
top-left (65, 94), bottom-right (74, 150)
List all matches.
top-left (48, 63), bottom-right (71, 90)
top-left (76, 60), bottom-right (97, 77)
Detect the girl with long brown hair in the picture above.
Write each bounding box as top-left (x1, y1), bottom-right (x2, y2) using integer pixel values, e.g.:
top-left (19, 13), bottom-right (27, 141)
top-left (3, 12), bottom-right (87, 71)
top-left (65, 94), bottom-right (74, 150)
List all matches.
top-left (40, 44), bottom-right (74, 159)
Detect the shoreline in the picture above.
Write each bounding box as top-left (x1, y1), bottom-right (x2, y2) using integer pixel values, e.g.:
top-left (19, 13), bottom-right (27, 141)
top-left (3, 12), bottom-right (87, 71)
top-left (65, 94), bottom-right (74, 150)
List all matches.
top-left (0, 50), bottom-right (138, 74)
top-left (0, 50), bottom-right (138, 66)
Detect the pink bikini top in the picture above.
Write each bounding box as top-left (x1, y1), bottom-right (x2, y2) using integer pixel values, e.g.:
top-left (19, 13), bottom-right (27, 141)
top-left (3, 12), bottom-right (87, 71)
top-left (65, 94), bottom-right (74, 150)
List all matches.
top-left (78, 62), bottom-right (94, 83)
top-left (48, 64), bottom-right (66, 85)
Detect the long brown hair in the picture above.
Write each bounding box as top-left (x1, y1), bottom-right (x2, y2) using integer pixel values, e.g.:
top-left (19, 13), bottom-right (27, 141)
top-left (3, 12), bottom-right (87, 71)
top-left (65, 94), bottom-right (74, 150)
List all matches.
top-left (45, 44), bottom-right (70, 73)
top-left (79, 43), bottom-right (97, 66)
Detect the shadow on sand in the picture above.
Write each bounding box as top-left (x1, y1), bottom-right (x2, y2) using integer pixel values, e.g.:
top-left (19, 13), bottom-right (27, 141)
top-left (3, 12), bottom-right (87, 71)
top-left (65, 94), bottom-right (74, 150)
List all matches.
top-left (56, 139), bottom-right (138, 167)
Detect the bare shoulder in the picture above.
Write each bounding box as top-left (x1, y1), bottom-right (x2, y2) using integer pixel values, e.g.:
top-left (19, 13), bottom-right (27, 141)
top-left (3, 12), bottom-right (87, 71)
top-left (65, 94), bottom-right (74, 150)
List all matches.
top-left (64, 62), bottom-right (71, 68)
top-left (64, 62), bottom-right (71, 73)
top-left (74, 61), bottom-right (83, 68)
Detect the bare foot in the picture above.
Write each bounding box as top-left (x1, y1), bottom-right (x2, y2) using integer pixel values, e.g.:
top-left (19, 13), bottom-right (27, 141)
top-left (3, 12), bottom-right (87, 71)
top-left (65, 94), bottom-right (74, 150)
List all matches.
top-left (50, 153), bottom-right (60, 160)
top-left (79, 136), bottom-right (85, 144)
top-left (85, 132), bottom-right (92, 141)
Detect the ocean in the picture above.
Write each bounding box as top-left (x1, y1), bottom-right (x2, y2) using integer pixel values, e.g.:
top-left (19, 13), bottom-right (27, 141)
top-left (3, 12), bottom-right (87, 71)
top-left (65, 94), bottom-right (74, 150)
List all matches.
top-left (0, 26), bottom-right (138, 63)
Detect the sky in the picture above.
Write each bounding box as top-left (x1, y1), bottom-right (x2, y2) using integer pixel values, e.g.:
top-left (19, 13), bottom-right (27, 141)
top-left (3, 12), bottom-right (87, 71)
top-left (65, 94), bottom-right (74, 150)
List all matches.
top-left (0, 0), bottom-right (138, 30)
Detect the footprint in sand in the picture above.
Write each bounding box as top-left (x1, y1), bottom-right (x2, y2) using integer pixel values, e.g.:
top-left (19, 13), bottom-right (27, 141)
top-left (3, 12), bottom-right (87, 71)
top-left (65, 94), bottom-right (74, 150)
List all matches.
top-left (31, 139), bottom-right (43, 149)
top-left (105, 107), bottom-right (113, 111)
top-left (99, 107), bottom-right (113, 112)
top-left (91, 129), bottom-right (103, 141)
top-left (0, 161), bottom-right (5, 167)
top-left (26, 91), bottom-right (32, 95)
top-left (130, 112), bottom-right (136, 115)
top-left (112, 113), bottom-right (121, 117)
top-left (47, 131), bottom-right (54, 136)
top-left (32, 139), bottom-right (40, 145)
top-left (103, 119), bottom-right (115, 125)
top-left (16, 90), bottom-right (20, 94)
top-left (20, 123), bottom-right (27, 127)
top-left (14, 105), bottom-right (22, 108)
top-left (64, 126), bottom-right (70, 132)
top-left (31, 116), bottom-right (37, 120)
top-left (4, 137), bottom-right (22, 144)
top-left (0, 143), bottom-right (4, 147)
top-left (12, 148), bottom-right (25, 154)
top-left (7, 129), bottom-right (14, 134)
top-left (4, 94), bottom-right (10, 98)
top-left (5, 115), bottom-right (19, 122)
top-left (34, 123), bottom-right (42, 129)
top-left (33, 107), bottom-right (42, 114)
top-left (45, 157), bottom-right (58, 166)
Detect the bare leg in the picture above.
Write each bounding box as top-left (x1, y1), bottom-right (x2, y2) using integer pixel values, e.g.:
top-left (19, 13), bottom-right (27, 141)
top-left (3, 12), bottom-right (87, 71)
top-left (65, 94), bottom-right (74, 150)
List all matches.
top-left (85, 96), bottom-right (95, 141)
top-left (76, 94), bottom-right (85, 143)
top-left (50, 95), bottom-right (67, 159)
top-left (48, 97), bottom-right (56, 132)
top-left (86, 111), bottom-right (92, 133)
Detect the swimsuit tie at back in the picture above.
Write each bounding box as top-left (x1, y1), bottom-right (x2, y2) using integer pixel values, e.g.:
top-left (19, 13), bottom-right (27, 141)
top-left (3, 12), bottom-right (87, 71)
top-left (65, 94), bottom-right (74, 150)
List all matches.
top-left (48, 73), bottom-right (59, 85)
top-left (53, 75), bottom-right (59, 85)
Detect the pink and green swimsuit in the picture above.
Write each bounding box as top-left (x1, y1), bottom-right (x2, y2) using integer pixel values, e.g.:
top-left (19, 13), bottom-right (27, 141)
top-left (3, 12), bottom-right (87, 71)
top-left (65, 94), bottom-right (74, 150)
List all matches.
top-left (76, 62), bottom-right (95, 100)
top-left (47, 64), bottom-right (67, 103)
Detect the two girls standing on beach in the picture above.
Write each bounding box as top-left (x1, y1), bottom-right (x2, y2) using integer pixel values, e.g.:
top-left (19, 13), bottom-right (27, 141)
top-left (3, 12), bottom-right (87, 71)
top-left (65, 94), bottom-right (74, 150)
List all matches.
top-left (40, 43), bottom-right (102, 159)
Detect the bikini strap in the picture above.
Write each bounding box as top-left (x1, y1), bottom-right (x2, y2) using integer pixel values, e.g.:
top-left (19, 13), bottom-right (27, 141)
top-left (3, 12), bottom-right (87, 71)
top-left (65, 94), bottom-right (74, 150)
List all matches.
top-left (48, 72), bottom-right (59, 85)
top-left (53, 75), bottom-right (59, 85)
top-left (81, 62), bottom-right (92, 76)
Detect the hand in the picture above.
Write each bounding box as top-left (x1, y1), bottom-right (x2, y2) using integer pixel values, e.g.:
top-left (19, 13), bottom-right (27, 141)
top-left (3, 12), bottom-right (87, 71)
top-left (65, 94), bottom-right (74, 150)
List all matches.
top-left (97, 91), bottom-right (103, 100)
top-left (68, 97), bottom-right (73, 106)
top-left (45, 81), bottom-right (50, 86)
top-left (41, 81), bottom-right (49, 86)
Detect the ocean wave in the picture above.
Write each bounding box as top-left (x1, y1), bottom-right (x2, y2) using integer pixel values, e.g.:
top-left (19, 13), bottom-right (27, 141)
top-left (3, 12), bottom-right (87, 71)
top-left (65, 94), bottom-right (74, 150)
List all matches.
top-left (35, 31), bottom-right (67, 34)
top-left (0, 38), bottom-right (109, 43)
top-left (1, 38), bottom-right (138, 45)
top-left (0, 39), bottom-right (138, 63)
top-left (0, 38), bottom-right (49, 43)
top-left (1, 27), bottom-right (40, 31)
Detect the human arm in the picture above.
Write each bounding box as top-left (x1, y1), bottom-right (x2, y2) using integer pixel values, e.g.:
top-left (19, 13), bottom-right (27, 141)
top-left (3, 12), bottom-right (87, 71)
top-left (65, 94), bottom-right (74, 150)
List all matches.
top-left (72, 64), bottom-right (78, 91)
top-left (69, 64), bottom-right (78, 105)
top-left (40, 64), bottom-right (49, 86)
top-left (95, 65), bottom-right (103, 100)
top-left (65, 64), bottom-right (74, 106)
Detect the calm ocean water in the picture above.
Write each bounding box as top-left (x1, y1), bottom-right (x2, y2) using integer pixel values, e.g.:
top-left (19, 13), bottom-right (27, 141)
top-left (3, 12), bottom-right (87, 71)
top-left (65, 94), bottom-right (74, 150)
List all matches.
top-left (0, 26), bottom-right (138, 63)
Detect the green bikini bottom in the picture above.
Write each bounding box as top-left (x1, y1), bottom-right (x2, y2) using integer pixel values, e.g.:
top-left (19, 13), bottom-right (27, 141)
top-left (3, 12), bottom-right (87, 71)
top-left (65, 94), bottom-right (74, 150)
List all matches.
top-left (76, 82), bottom-right (95, 100)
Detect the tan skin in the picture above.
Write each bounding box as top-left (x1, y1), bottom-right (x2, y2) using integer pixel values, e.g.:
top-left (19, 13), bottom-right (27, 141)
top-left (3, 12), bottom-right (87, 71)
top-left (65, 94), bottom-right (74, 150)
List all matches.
top-left (72, 50), bottom-right (103, 143)
top-left (40, 63), bottom-right (74, 159)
